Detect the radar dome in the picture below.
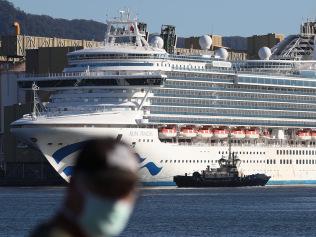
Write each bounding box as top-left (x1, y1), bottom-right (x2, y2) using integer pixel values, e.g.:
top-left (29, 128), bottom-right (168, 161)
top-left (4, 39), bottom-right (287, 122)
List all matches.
top-left (150, 36), bottom-right (164, 49)
top-left (258, 47), bottom-right (272, 60)
top-left (199, 35), bottom-right (212, 50)
top-left (215, 48), bottom-right (229, 60)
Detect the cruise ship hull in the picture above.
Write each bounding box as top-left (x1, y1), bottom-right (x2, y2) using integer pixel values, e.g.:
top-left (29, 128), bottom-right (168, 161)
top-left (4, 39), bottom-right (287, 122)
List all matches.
top-left (11, 124), bottom-right (316, 185)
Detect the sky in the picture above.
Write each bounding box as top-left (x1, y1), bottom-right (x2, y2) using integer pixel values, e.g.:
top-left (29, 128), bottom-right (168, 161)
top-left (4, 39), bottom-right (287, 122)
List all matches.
top-left (8, 0), bottom-right (316, 37)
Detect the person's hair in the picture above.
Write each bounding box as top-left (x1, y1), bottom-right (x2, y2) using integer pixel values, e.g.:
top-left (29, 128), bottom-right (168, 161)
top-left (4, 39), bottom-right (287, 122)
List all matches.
top-left (73, 138), bottom-right (138, 198)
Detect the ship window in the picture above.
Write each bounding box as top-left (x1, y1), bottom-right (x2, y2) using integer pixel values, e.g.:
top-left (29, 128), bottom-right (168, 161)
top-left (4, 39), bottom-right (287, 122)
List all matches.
top-left (208, 160), bottom-right (210, 163)
top-left (274, 160), bottom-right (276, 164)
top-left (48, 143), bottom-right (52, 146)
top-left (299, 160), bottom-right (302, 164)
top-left (58, 143), bottom-right (63, 146)
top-left (313, 151), bottom-right (315, 155)
top-left (138, 139), bottom-right (141, 142)
top-left (189, 160), bottom-right (191, 163)
top-left (204, 160), bottom-right (206, 163)
top-left (197, 160), bottom-right (199, 163)
top-left (299, 150), bottom-right (302, 155)
top-left (218, 151), bottom-right (221, 154)
top-left (280, 160), bottom-right (283, 164)
top-left (160, 160), bottom-right (163, 163)
top-left (143, 139), bottom-right (145, 142)
top-left (247, 152), bottom-right (249, 154)
top-left (289, 150), bottom-right (292, 155)
top-left (151, 139), bottom-right (153, 142)
top-left (296, 160), bottom-right (298, 164)
top-left (313, 160), bottom-right (315, 164)
top-left (186, 160), bottom-right (188, 163)
top-left (267, 160), bottom-right (269, 164)
top-left (170, 160), bottom-right (172, 163)
top-left (286, 150), bottom-right (289, 155)
top-left (303, 160), bottom-right (305, 164)
top-left (290, 160), bottom-right (292, 164)
top-left (165, 160), bottom-right (168, 163)
top-left (247, 160), bottom-right (249, 163)
top-left (296, 150), bottom-right (298, 155)
top-left (182, 160), bottom-right (184, 163)
top-left (309, 150), bottom-right (312, 155)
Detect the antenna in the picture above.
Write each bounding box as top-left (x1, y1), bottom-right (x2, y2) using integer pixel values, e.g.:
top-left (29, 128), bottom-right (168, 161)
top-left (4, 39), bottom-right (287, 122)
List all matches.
top-left (32, 82), bottom-right (40, 119)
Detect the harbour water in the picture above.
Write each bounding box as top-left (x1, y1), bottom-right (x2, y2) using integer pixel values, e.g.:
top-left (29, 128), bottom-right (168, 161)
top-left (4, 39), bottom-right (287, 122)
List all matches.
top-left (0, 186), bottom-right (316, 237)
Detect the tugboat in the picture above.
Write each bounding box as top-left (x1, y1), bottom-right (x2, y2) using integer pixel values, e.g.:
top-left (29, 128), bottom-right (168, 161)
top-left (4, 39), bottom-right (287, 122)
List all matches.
top-left (173, 134), bottom-right (271, 187)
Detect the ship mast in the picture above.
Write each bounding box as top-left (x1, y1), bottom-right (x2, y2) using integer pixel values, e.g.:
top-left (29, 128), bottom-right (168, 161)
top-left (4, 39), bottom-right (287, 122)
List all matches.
top-left (32, 82), bottom-right (40, 119)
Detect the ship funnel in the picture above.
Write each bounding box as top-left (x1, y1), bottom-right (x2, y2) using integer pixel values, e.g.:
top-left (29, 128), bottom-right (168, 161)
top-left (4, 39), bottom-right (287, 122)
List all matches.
top-left (13, 21), bottom-right (20, 35)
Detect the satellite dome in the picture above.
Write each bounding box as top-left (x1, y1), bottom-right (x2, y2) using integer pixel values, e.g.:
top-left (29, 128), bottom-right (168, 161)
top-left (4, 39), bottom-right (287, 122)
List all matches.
top-left (215, 48), bottom-right (229, 60)
top-left (150, 36), bottom-right (164, 49)
top-left (199, 35), bottom-right (212, 50)
top-left (258, 47), bottom-right (272, 60)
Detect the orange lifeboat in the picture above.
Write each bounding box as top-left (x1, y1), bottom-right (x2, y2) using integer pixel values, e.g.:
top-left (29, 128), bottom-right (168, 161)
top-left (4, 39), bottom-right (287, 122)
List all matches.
top-left (245, 129), bottom-right (260, 139)
top-left (311, 131), bottom-right (316, 140)
top-left (180, 127), bottom-right (197, 138)
top-left (213, 128), bottom-right (228, 139)
top-left (296, 130), bottom-right (311, 140)
top-left (158, 127), bottom-right (177, 138)
top-left (231, 128), bottom-right (246, 139)
top-left (197, 127), bottom-right (213, 138)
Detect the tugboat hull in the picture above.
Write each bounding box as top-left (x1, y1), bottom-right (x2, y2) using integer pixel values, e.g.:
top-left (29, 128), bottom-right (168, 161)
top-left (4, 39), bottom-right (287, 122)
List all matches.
top-left (174, 173), bottom-right (270, 187)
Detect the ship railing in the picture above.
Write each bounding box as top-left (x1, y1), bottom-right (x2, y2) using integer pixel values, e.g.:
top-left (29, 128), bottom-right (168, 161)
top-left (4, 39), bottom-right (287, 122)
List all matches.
top-left (20, 71), bottom-right (164, 80)
top-left (170, 66), bottom-right (310, 79)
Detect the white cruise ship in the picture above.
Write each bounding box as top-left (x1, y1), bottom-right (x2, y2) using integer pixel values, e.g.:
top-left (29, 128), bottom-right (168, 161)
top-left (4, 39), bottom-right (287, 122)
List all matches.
top-left (11, 12), bottom-right (316, 185)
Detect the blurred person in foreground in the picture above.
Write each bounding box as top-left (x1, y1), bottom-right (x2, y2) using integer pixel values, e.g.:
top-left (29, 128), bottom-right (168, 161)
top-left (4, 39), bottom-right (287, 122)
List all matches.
top-left (30, 138), bottom-right (139, 237)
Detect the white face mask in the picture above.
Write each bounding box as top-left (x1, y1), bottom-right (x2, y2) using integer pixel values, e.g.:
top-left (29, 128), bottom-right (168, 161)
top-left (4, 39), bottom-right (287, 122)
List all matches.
top-left (79, 191), bottom-right (134, 237)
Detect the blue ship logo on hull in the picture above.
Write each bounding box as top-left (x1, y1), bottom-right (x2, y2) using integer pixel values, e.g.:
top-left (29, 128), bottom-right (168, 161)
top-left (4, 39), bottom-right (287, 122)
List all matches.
top-left (134, 153), bottom-right (162, 176)
top-left (52, 142), bottom-right (162, 177)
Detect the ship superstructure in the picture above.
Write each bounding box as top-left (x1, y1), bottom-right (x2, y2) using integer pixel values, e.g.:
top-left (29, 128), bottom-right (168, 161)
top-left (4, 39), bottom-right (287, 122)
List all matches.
top-left (11, 12), bottom-right (316, 185)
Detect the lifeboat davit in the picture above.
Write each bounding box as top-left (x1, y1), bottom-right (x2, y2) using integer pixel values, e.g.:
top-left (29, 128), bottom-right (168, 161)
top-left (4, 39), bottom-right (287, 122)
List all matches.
top-left (311, 131), bottom-right (316, 140)
top-left (197, 127), bottom-right (213, 138)
top-left (231, 128), bottom-right (246, 139)
top-left (245, 129), bottom-right (260, 139)
top-left (180, 127), bottom-right (197, 138)
top-left (213, 128), bottom-right (228, 139)
top-left (261, 130), bottom-right (271, 139)
top-left (296, 130), bottom-right (311, 140)
top-left (158, 127), bottom-right (177, 138)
